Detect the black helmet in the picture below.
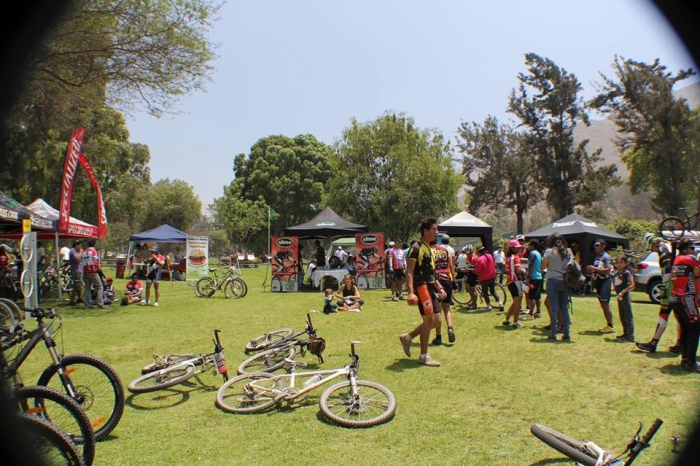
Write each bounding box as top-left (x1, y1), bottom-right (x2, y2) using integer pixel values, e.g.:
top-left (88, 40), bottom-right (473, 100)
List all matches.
top-left (307, 336), bottom-right (326, 362)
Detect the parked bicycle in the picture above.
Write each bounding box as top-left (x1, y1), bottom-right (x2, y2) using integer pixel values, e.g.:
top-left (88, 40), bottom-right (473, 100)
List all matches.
top-left (452, 274), bottom-right (508, 309)
top-left (2, 326), bottom-right (95, 465)
top-left (659, 207), bottom-right (700, 241)
top-left (238, 313), bottom-right (325, 374)
top-left (531, 418), bottom-right (663, 466)
top-left (14, 411), bottom-right (85, 465)
top-left (194, 266), bottom-right (248, 298)
top-left (127, 329), bottom-right (229, 393)
top-left (216, 340), bottom-right (396, 428)
top-left (0, 297), bottom-right (23, 330)
top-left (2, 307), bottom-right (125, 441)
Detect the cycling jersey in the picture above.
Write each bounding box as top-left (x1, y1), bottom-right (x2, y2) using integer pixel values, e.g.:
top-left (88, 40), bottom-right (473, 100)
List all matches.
top-left (671, 254), bottom-right (700, 297)
top-left (408, 241), bottom-right (436, 286)
top-left (431, 244), bottom-right (451, 282)
top-left (506, 254), bottom-right (522, 284)
top-left (82, 247), bottom-right (100, 273)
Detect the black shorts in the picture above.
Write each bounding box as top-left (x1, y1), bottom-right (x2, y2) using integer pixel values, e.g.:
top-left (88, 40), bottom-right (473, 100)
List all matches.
top-left (529, 279), bottom-right (543, 300)
top-left (438, 279), bottom-right (453, 304)
top-left (466, 272), bottom-right (478, 287)
top-left (392, 269), bottom-right (406, 280)
top-left (508, 281), bottom-right (524, 298)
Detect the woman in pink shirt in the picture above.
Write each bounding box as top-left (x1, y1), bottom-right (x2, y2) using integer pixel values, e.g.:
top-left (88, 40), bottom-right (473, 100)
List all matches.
top-left (475, 246), bottom-right (502, 311)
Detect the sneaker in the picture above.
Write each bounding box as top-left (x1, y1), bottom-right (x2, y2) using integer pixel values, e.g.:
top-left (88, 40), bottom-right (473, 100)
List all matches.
top-left (681, 361), bottom-right (700, 372)
top-left (153, 302), bottom-right (159, 307)
top-left (512, 322), bottom-right (524, 329)
top-left (668, 345), bottom-right (682, 354)
top-left (502, 320), bottom-right (510, 326)
top-left (615, 335), bottom-right (635, 343)
top-left (97, 305), bottom-right (105, 309)
top-left (391, 296), bottom-right (398, 302)
top-left (418, 354), bottom-right (441, 367)
top-left (520, 308), bottom-right (530, 315)
top-left (399, 294), bottom-right (406, 300)
top-left (534, 311), bottom-right (541, 318)
top-left (561, 335), bottom-right (571, 342)
top-left (141, 301), bottom-right (149, 306)
top-left (431, 336), bottom-right (443, 346)
top-left (598, 325), bottom-right (615, 334)
top-left (399, 334), bottom-right (412, 357)
top-left (635, 341), bottom-right (657, 353)
top-left (522, 314), bottom-right (534, 321)
top-left (547, 335), bottom-right (557, 342)
top-left (486, 305), bottom-right (492, 311)
top-left (448, 328), bottom-right (456, 343)
top-left (467, 302), bottom-right (477, 310)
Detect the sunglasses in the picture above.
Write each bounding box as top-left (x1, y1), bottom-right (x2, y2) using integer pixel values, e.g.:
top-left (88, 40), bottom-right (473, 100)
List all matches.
top-left (594, 243), bottom-right (603, 247)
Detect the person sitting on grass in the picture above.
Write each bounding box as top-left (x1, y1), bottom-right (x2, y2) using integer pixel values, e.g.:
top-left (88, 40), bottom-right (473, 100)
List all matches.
top-left (121, 273), bottom-right (144, 306)
top-left (323, 288), bottom-right (338, 314)
top-left (335, 274), bottom-right (364, 311)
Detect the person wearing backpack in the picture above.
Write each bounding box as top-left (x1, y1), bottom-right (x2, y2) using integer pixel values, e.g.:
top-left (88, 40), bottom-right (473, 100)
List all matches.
top-left (541, 234), bottom-right (573, 342)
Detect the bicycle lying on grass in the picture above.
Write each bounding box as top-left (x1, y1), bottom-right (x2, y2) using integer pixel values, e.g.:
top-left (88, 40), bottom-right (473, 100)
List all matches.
top-left (216, 341), bottom-right (396, 428)
top-left (194, 266), bottom-right (248, 299)
top-left (531, 418), bottom-right (663, 465)
top-left (238, 313), bottom-right (325, 374)
top-left (127, 329), bottom-right (229, 393)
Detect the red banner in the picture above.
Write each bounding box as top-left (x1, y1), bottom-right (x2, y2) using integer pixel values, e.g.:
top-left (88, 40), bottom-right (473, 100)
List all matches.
top-left (355, 232), bottom-right (385, 289)
top-left (58, 127), bottom-right (85, 234)
top-left (79, 154), bottom-right (108, 238)
top-left (270, 236), bottom-right (298, 292)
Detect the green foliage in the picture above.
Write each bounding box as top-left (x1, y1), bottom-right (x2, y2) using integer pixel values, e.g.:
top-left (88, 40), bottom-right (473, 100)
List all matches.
top-left (141, 178), bottom-right (202, 231)
top-left (211, 183), bottom-right (268, 251)
top-left (604, 218), bottom-right (658, 252)
top-left (327, 112), bottom-right (460, 241)
top-left (508, 53), bottom-right (621, 219)
top-left (590, 56), bottom-right (698, 215)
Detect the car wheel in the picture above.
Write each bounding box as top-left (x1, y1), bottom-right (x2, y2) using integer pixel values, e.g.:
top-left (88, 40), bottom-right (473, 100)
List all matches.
top-left (647, 279), bottom-right (663, 305)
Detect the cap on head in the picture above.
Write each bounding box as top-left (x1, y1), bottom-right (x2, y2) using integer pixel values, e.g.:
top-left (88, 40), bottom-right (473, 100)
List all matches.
top-left (476, 245), bottom-right (486, 253)
top-left (337, 246), bottom-right (342, 250)
top-left (515, 234), bottom-right (525, 241)
top-left (389, 241), bottom-right (395, 247)
top-left (441, 234), bottom-right (450, 244)
top-left (150, 245), bottom-right (158, 252)
top-left (508, 239), bottom-right (523, 249)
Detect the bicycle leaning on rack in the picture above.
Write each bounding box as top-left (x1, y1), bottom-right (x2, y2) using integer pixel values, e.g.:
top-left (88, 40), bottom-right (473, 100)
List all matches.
top-left (238, 312), bottom-right (325, 374)
top-left (2, 307), bottom-right (124, 441)
top-left (194, 266), bottom-right (248, 299)
top-left (531, 418), bottom-right (663, 466)
top-left (659, 207), bottom-right (700, 241)
top-left (216, 340), bottom-right (396, 428)
top-left (127, 329), bottom-right (229, 393)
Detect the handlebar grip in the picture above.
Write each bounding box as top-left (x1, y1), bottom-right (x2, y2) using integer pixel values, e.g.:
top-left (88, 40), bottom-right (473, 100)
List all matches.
top-left (640, 418), bottom-right (663, 445)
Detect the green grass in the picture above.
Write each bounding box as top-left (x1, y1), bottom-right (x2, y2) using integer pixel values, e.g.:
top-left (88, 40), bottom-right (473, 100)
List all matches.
top-left (15, 266), bottom-right (700, 465)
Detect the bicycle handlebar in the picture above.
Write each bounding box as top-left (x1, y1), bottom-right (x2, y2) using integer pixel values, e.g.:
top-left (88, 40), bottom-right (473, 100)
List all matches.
top-left (624, 418), bottom-right (663, 466)
top-left (638, 418), bottom-right (663, 447)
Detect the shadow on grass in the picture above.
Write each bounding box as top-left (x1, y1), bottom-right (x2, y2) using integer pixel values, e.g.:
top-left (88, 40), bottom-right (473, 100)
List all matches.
top-left (635, 350), bottom-right (681, 359)
top-left (126, 388), bottom-right (191, 410)
top-left (659, 363), bottom-right (693, 376)
top-left (529, 457), bottom-right (575, 465)
top-left (385, 358), bottom-right (429, 372)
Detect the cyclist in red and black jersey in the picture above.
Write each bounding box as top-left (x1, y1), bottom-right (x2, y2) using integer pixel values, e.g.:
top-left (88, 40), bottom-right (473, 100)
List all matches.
top-left (670, 238), bottom-right (700, 372)
top-left (431, 240), bottom-right (455, 345)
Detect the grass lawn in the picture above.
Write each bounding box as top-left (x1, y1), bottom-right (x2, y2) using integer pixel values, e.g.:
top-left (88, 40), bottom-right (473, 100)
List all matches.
top-left (15, 265), bottom-right (700, 465)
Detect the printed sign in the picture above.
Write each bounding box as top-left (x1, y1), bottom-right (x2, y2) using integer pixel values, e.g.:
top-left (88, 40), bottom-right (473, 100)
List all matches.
top-left (271, 236), bottom-right (298, 292)
top-left (186, 236), bottom-right (209, 280)
top-left (355, 232), bottom-right (385, 289)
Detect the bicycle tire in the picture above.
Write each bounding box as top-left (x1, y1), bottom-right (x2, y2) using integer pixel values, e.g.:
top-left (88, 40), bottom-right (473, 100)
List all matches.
top-left (494, 282), bottom-right (508, 308)
top-left (37, 353), bottom-right (125, 442)
top-left (127, 364), bottom-right (196, 393)
top-left (223, 278), bottom-right (246, 299)
top-left (215, 372), bottom-right (279, 414)
top-left (16, 385), bottom-right (96, 466)
top-left (18, 412), bottom-right (85, 466)
top-left (245, 328), bottom-right (295, 352)
top-left (141, 354), bottom-right (199, 374)
top-left (530, 423), bottom-right (599, 466)
top-left (356, 274), bottom-right (369, 290)
top-left (452, 278), bottom-right (470, 304)
top-left (0, 300), bottom-right (17, 329)
top-left (194, 277), bottom-right (216, 297)
top-left (237, 345), bottom-right (296, 374)
top-left (659, 216), bottom-right (686, 241)
top-left (319, 380), bottom-right (397, 428)
top-left (238, 278), bottom-right (248, 297)
top-left (0, 297), bottom-right (23, 323)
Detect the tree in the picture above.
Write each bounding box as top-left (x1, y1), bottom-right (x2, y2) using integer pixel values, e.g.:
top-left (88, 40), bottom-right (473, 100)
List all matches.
top-left (589, 56), bottom-right (699, 215)
top-left (211, 183), bottom-right (268, 252)
top-left (508, 53), bottom-right (620, 219)
top-left (141, 179), bottom-right (201, 231)
top-left (327, 112), bottom-right (461, 241)
top-left (455, 116), bottom-right (542, 233)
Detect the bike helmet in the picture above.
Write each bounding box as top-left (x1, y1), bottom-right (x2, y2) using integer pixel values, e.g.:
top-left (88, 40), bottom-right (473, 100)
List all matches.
top-left (464, 244), bottom-right (474, 253)
top-left (307, 336), bottom-right (326, 362)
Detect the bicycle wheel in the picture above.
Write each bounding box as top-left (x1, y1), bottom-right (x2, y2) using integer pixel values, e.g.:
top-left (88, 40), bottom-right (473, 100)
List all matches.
top-left (40, 275), bottom-right (60, 300)
top-left (223, 278), bottom-right (246, 299)
top-left (356, 274), bottom-right (369, 289)
top-left (452, 278), bottom-right (470, 304)
top-left (194, 277), bottom-right (216, 297)
top-left (238, 278), bottom-right (248, 297)
top-left (16, 385), bottom-right (96, 466)
top-left (319, 379), bottom-right (397, 428)
top-left (37, 354), bottom-right (125, 441)
top-left (17, 412), bottom-right (85, 466)
top-left (60, 273), bottom-right (74, 293)
top-left (215, 372), bottom-right (279, 414)
top-left (659, 216), bottom-right (686, 241)
top-left (245, 328), bottom-right (294, 352)
top-left (0, 297), bottom-right (23, 324)
top-left (237, 345), bottom-right (296, 374)
top-left (0, 300), bottom-right (18, 329)
top-left (127, 364), bottom-right (196, 393)
top-left (141, 354), bottom-right (198, 374)
top-left (530, 423), bottom-right (599, 466)
top-left (494, 282), bottom-right (508, 308)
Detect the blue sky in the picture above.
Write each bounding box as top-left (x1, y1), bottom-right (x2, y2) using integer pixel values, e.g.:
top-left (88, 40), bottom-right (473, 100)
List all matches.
top-left (124, 0), bottom-right (698, 213)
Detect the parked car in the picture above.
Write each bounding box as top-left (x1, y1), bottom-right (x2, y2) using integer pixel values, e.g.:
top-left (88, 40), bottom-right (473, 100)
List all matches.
top-left (634, 251), bottom-right (663, 304)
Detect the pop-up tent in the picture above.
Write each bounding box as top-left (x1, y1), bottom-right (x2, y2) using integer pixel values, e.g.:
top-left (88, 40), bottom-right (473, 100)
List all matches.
top-left (0, 191), bottom-right (54, 233)
top-left (284, 207), bottom-right (368, 239)
top-left (126, 224), bottom-right (189, 276)
top-left (525, 213), bottom-right (629, 268)
top-left (438, 211), bottom-right (493, 252)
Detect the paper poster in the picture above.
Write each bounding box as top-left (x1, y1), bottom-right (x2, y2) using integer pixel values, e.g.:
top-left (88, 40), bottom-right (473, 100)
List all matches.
top-left (355, 232), bottom-right (385, 289)
top-left (186, 236), bottom-right (209, 280)
top-left (271, 236), bottom-right (298, 292)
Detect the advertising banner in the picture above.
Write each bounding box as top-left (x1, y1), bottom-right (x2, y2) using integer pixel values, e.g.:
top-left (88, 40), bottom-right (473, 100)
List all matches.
top-left (271, 236), bottom-right (298, 292)
top-left (355, 232), bottom-right (385, 289)
top-left (186, 236), bottom-right (209, 280)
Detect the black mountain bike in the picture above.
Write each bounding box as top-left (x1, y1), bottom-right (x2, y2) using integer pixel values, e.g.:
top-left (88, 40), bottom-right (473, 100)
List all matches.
top-left (659, 207), bottom-right (700, 241)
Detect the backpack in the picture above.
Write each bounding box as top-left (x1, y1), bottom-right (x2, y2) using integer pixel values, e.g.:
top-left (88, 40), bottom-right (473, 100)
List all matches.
top-left (563, 252), bottom-right (585, 291)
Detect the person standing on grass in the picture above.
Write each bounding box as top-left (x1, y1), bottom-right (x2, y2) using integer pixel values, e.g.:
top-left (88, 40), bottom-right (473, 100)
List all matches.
top-left (389, 240), bottom-right (407, 301)
top-left (493, 245), bottom-right (506, 284)
top-left (503, 239), bottom-right (526, 328)
top-left (669, 238), bottom-right (700, 373)
top-left (524, 239), bottom-right (543, 319)
top-left (313, 240), bottom-right (326, 268)
top-left (68, 240), bottom-right (84, 306)
top-left (587, 239), bottom-right (615, 334)
top-left (541, 234), bottom-right (572, 342)
top-left (613, 256), bottom-right (636, 342)
top-left (431, 239), bottom-right (456, 345)
top-left (474, 246), bottom-right (501, 311)
top-left (82, 239), bottom-right (103, 309)
top-left (141, 246), bottom-right (164, 307)
top-left (399, 217), bottom-right (446, 367)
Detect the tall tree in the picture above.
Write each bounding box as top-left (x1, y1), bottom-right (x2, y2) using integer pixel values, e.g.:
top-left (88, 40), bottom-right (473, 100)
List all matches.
top-left (589, 56), bottom-right (698, 215)
top-left (508, 53), bottom-right (620, 219)
top-left (455, 116), bottom-right (541, 233)
top-left (327, 112), bottom-right (460, 241)
top-left (211, 183), bottom-right (268, 252)
top-left (142, 179), bottom-right (201, 231)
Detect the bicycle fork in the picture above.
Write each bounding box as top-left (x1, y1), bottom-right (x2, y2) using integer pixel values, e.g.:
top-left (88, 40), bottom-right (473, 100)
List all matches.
top-left (41, 326), bottom-right (83, 404)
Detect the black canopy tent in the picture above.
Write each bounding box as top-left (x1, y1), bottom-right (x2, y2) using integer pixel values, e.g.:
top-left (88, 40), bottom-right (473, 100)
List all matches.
top-left (525, 213), bottom-right (629, 268)
top-left (438, 211), bottom-right (493, 252)
top-left (284, 207), bottom-right (368, 239)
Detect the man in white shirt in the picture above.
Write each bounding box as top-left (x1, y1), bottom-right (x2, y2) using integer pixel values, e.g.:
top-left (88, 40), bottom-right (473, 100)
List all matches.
top-left (493, 245), bottom-right (506, 284)
top-left (334, 246), bottom-right (348, 265)
top-left (60, 244), bottom-right (70, 264)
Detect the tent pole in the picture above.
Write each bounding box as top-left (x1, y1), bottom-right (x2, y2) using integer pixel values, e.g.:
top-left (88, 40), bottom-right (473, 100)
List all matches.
top-left (55, 232), bottom-right (62, 300)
